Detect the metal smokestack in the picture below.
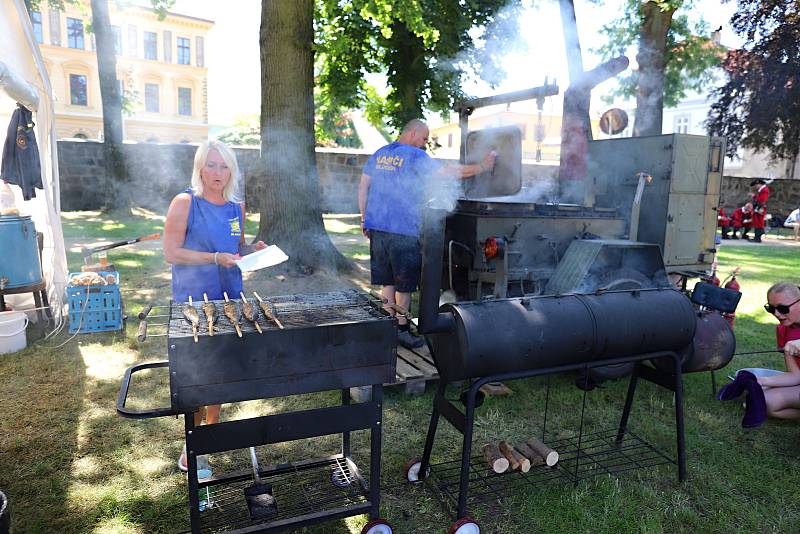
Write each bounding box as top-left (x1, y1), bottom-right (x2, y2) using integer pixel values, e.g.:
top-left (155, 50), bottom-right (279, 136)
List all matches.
top-left (558, 56), bottom-right (629, 204)
top-left (418, 205), bottom-right (455, 335)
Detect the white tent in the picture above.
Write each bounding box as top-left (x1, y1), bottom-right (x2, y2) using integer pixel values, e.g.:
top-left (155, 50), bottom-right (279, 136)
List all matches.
top-left (1, 0), bottom-right (68, 327)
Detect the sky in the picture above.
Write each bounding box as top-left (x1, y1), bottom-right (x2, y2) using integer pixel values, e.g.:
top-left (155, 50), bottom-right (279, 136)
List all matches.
top-left (165, 0), bottom-right (741, 128)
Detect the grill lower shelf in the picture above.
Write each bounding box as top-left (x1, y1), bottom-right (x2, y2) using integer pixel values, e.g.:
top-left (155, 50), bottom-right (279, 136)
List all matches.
top-left (196, 456), bottom-right (370, 533)
top-left (426, 428), bottom-right (674, 515)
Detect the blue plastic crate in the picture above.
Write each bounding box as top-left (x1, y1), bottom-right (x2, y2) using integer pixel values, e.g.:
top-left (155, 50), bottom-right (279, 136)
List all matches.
top-left (67, 271), bottom-right (122, 333)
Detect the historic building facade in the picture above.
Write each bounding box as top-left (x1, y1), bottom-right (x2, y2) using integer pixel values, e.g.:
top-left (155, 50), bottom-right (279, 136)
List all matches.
top-left (29, 2), bottom-right (212, 143)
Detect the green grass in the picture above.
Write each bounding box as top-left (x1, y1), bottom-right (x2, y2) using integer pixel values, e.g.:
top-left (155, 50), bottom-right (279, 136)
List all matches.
top-left (2, 217), bottom-right (800, 533)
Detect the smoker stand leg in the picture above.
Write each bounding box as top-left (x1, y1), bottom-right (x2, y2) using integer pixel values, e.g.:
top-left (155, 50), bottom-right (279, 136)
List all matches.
top-left (369, 385), bottom-right (384, 519)
top-left (710, 370), bottom-right (718, 398)
top-left (672, 355), bottom-right (687, 482)
top-left (419, 381), bottom-right (446, 480)
top-left (185, 414), bottom-right (202, 533)
top-left (341, 389), bottom-right (351, 458)
top-left (456, 382), bottom-right (480, 519)
top-left (616, 363), bottom-right (640, 443)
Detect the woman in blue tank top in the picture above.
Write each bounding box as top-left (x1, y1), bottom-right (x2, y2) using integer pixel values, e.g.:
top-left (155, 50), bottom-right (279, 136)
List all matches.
top-left (163, 140), bottom-right (266, 471)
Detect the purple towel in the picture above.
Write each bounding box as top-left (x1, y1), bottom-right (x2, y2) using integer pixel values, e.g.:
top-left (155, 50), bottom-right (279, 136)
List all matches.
top-left (717, 370), bottom-right (767, 428)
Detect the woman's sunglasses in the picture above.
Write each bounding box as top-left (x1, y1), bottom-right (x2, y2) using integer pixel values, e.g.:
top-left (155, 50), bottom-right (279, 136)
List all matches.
top-left (764, 296), bottom-right (800, 315)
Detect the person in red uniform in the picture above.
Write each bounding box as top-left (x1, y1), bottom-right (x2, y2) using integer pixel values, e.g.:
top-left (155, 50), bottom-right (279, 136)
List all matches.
top-left (729, 203), bottom-right (752, 239)
top-left (718, 206), bottom-right (732, 239)
top-left (757, 282), bottom-right (800, 419)
top-left (749, 178), bottom-right (770, 242)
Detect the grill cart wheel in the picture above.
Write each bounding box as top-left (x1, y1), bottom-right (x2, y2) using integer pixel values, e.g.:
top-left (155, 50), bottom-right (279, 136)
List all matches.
top-left (331, 465), bottom-right (352, 488)
top-left (403, 458), bottom-right (429, 482)
top-left (361, 518), bottom-right (393, 533)
top-left (449, 517), bottom-right (480, 534)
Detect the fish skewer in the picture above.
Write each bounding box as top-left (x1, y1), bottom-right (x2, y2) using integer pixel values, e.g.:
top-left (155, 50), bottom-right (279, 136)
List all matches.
top-left (240, 291), bottom-right (263, 334)
top-left (222, 292), bottom-right (243, 337)
top-left (202, 293), bottom-right (217, 336)
top-left (183, 295), bottom-right (200, 342)
top-left (253, 291), bottom-right (284, 329)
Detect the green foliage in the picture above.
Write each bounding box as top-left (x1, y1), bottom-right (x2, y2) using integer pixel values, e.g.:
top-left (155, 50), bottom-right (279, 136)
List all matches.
top-left (315, 0), bottom-right (522, 132)
top-left (314, 87), bottom-right (364, 148)
top-left (215, 115), bottom-right (261, 146)
top-left (594, 0), bottom-right (724, 107)
top-left (706, 0), bottom-right (800, 162)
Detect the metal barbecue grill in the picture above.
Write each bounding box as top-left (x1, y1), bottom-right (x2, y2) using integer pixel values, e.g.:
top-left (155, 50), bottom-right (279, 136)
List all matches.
top-left (117, 289), bottom-right (397, 534)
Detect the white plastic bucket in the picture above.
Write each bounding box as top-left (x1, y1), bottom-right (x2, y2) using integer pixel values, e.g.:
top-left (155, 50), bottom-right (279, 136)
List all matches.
top-left (0, 311), bottom-right (28, 354)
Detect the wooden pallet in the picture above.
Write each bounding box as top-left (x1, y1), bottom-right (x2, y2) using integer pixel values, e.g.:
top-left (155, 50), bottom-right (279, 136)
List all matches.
top-left (389, 343), bottom-right (439, 395)
top-left (349, 343), bottom-right (439, 401)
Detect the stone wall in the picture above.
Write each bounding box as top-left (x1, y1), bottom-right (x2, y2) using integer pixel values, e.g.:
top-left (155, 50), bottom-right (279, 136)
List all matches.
top-left (57, 140), bottom-right (800, 218)
top-left (720, 177), bottom-right (800, 222)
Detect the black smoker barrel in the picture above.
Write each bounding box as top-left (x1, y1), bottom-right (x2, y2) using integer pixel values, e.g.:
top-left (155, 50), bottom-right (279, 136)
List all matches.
top-left (427, 289), bottom-right (697, 382)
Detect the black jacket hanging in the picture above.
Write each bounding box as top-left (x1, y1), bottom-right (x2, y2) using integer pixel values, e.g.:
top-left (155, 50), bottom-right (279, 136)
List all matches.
top-left (1, 104), bottom-right (43, 200)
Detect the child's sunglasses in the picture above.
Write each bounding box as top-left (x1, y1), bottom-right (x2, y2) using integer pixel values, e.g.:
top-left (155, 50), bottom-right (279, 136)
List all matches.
top-left (764, 296), bottom-right (800, 315)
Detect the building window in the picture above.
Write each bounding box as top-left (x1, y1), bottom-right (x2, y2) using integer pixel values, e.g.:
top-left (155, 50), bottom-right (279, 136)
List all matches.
top-left (177, 37), bottom-right (190, 65)
top-left (112, 26), bottom-right (122, 55)
top-left (128, 25), bottom-right (138, 58)
top-left (178, 87), bottom-right (192, 115)
top-left (69, 74), bottom-right (87, 105)
top-left (144, 83), bottom-right (159, 112)
top-left (30, 11), bottom-right (43, 43)
top-left (67, 17), bottom-right (84, 49)
top-left (144, 31), bottom-right (157, 60)
top-left (674, 114), bottom-right (690, 134)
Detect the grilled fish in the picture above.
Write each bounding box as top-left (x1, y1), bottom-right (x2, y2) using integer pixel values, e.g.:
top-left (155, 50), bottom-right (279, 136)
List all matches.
top-left (258, 300), bottom-right (284, 329)
top-left (223, 300), bottom-right (242, 326)
top-left (240, 292), bottom-right (262, 333)
top-left (182, 304), bottom-right (200, 327)
top-left (202, 301), bottom-right (217, 336)
top-left (184, 297), bottom-right (200, 342)
top-left (242, 298), bottom-right (258, 323)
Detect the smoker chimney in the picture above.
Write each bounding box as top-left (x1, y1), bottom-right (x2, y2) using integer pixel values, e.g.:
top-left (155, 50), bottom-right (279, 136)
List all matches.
top-left (418, 206), bottom-right (455, 335)
top-left (558, 56), bottom-right (629, 204)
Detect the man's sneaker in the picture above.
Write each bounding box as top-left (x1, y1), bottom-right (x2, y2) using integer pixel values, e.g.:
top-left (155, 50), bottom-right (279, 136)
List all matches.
top-left (398, 330), bottom-right (424, 349)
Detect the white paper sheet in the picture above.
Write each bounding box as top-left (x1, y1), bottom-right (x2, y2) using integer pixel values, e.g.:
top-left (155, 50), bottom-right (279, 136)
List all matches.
top-left (235, 245), bottom-right (288, 272)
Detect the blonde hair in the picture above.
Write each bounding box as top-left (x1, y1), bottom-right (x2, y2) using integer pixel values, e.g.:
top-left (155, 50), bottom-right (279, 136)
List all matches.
top-left (191, 140), bottom-right (240, 201)
top-left (767, 281), bottom-right (800, 299)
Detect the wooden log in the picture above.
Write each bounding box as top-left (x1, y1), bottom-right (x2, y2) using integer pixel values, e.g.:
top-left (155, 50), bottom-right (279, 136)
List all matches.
top-left (526, 436), bottom-right (559, 466)
top-left (515, 442), bottom-right (545, 467)
top-left (498, 441), bottom-right (519, 470)
top-left (499, 441), bottom-right (530, 473)
top-left (482, 443), bottom-right (509, 473)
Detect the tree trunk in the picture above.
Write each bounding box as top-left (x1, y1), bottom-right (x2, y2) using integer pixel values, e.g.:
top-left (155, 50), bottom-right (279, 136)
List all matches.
top-left (257, 0), bottom-right (350, 273)
top-left (90, 0), bottom-right (130, 212)
top-left (633, 1), bottom-right (675, 137)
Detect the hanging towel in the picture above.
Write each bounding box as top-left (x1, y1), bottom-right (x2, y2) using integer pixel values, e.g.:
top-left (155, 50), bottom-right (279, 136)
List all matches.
top-left (1, 104), bottom-right (43, 200)
top-left (717, 370), bottom-right (767, 428)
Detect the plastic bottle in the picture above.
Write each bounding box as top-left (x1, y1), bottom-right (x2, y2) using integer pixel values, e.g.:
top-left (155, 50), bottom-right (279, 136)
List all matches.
top-left (196, 456), bottom-right (213, 512)
top-left (0, 181), bottom-right (19, 216)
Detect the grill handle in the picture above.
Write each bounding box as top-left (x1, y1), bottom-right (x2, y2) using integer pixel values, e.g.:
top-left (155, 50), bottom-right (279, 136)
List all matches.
top-left (116, 361), bottom-right (176, 419)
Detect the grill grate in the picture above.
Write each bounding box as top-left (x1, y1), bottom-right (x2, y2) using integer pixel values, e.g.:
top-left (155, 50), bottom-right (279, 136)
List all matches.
top-left (168, 289), bottom-right (391, 338)
top-left (197, 457), bottom-right (368, 533)
top-left (426, 428), bottom-right (674, 516)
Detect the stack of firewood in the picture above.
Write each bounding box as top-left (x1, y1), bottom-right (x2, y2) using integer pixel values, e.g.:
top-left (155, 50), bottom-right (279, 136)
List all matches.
top-left (482, 436), bottom-right (559, 474)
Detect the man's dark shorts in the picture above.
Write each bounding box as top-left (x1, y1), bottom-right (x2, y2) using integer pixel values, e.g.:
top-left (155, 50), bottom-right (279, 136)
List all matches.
top-left (369, 230), bottom-right (421, 293)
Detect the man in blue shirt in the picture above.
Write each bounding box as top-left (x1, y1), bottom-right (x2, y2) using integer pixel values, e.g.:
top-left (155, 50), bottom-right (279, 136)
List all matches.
top-left (359, 119), bottom-right (495, 348)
